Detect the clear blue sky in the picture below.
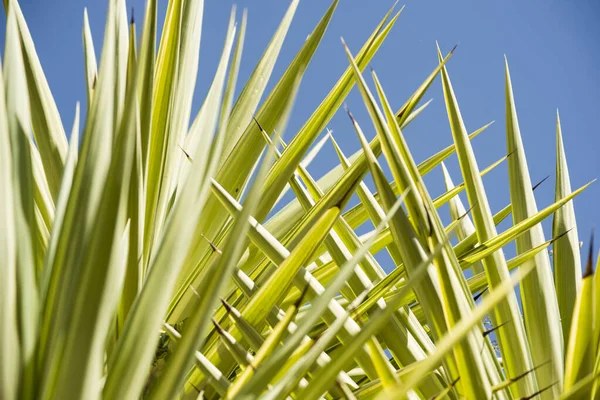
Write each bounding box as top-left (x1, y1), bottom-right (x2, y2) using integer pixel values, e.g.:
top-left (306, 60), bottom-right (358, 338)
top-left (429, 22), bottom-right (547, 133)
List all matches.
top-left (1, 0), bottom-right (599, 265)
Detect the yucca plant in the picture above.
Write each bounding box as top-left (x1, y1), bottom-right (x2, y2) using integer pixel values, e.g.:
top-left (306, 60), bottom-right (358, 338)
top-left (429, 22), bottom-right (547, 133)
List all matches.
top-left (0, 0), bottom-right (598, 399)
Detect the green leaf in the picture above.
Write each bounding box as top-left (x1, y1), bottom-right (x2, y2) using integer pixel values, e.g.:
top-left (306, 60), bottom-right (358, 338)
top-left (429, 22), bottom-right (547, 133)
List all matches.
top-left (341, 123), bottom-right (493, 231)
top-left (561, 370), bottom-right (600, 400)
top-left (295, 229), bottom-right (450, 400)
top-left (212, 318), bottom-right (253, 369)
top-left (350, 107), bottom-right (475, 396)
top-left (252, 3), bottom-right (399, 229)
top-left (464, 233), bottom-right (564, 303)
top-left (201, 170), bottom-right (378, 393)
top-left (37, 0), bottom-right (123, 393)
top-left (103, 7), bottom-right (235, 399)
top-left (173, 1), bottom-right (343, 323)
top-left (564, 239), bottom-right (595, 392)
top-left (162, 6), bottom-right (240, 323)
top-left (175, 8), bottom-right (243, 199)
top-left (459, 181), bottom-right (592, 264)
top-left (82, 8), bottom-right (98, 107)
top-left (385, 257), bottom-right (541, 399)
top-left (439, 44), bottom-right (537, 398)
top-left (504, 58), bottom-right (563, 398)
top-left (418, 121), bottom-right (493, 177)
top-left (0, 47), bottom-right (20, 400)
top-left (259, 293), bottom-right (368, 400)
top-left (27, 133), bottom-right (54, 271)
top-left (220, 1), bottom-right (296, 165)
top-left (40, 103), bottom-right (79, 304)
top-left (552, 110), bottom-right (582, 346)
top-left (329, 136), bottom-right (443, 386)
top-left (136, 0), bottom-right (157, 172)
top-left (433, 154), bottom-right (505, 210)
top-left (163, 323), bottom-right (232, 396)
top-left (220, 298), bottom-right (265, 351)
top-left (441, 162), bottom-right (483, 275)
top-left (395, 44), bottom-right (456, 126)
top-left (225, 301), bottom-right (301, 399)
top-left (240, 197), bottom-right (406, 398)
top-left (4, 6), bottom-right (39, 398)
top-left (10, 0), bottom-right (68, 200)
top-left (352, 42), bottom-right (502, 398)
top-left (0, 1), bottom-right (593, 398)
top-left (270, 132), bottom-right (441, 392)
top-left (150, 46), bottom-right (295, 400)
top-left (46, 4), bottom-right (138, 398)
top-left (118, 14), bottom-right (143, 334)
top-left (142, 0), bottom-right (203, 268)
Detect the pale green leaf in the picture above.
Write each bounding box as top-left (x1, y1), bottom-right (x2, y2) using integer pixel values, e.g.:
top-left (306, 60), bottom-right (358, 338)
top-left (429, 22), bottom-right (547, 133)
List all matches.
top-left (4, 7), bottom-right (39, 397)
top-left (0, 49), bottom-right (20, 400)
top-left (504, 58), bottom-right (563, 398)
top-left (10, 0), bottom-right (68, 199)
top-left (441, 162), bottom-right (484, 275)
top-left (83, 8), bottom-right (98, 107)
top-left (564, 241), bottom-right (595, 392)
top-left (103, 7), bottom-right (234, 399)
top-left (220, 1), bottom-right (296, 165)
top-left (384, 258), bottom-right (540, 399)
top-left (552, 110), bottom-right (582, 345)
top-left (439, 44), bottom-right (536, 397)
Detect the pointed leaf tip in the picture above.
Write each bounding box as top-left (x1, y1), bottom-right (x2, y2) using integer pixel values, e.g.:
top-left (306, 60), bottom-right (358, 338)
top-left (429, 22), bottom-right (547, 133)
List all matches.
top-left (532, 175), bottom-right (550, 191)
top-left (506, 148), bottom-right (517, 159)
top-left (220, 298), bottom-right (232, 313)
top-left (252, 116), bottom-right (267, 134)
top-left (212, 318), bottom-right (225, 334)
top-left (551, 228), bottom-right (573, 244)
top-left (458, 203), bottom-right (477, 220)
top-left (483, 320), bottom-right (511, 338)
top-left (473, 287), bottom-right (489, 302)
top-left (344, 106), bottom-right (357, 124)
top-left (583, 231), bottom-right (595, 278)
top-left (294, 284), bottom-right (311, 308)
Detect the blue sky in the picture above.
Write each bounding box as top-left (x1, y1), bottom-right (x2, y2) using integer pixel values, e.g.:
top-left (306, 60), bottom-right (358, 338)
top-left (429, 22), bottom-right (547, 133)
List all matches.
top-left (1, 0), bottom-right (599, 266)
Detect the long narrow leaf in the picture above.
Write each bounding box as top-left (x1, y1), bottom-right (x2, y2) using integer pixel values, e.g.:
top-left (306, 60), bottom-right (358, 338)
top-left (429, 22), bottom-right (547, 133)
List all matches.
top-left (552, 110), bottom-right (583, 345)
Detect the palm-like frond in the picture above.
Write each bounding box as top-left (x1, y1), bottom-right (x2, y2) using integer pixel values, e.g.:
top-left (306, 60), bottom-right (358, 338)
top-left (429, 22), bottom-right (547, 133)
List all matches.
top-left (0, 0), bottom-right (597, 399)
